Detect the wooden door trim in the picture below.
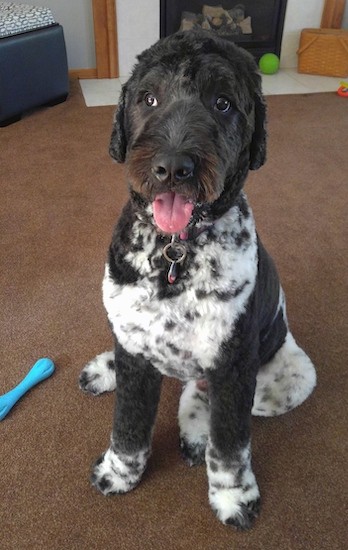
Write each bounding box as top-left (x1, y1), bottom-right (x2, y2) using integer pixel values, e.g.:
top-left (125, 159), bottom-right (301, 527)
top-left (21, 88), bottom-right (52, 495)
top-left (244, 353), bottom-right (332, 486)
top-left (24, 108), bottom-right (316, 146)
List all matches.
top-left (92, 0), bottom-right (119, 78)
top-left (321, 0), bottom-right (346, 28)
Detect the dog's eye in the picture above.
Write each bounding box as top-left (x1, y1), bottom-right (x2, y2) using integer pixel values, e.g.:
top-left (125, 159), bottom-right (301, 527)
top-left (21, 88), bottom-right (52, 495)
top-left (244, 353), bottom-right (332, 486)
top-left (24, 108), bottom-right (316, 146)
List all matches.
top-left (144, 93), bottom-right (158, 107)
top-left (215, 97), bottom-right (231, 113)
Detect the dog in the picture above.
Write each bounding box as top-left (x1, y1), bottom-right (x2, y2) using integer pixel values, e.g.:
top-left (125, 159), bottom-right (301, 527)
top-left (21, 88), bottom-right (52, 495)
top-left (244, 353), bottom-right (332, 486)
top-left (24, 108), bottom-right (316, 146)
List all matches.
top-left (79, 30), bottom-right (316, 530)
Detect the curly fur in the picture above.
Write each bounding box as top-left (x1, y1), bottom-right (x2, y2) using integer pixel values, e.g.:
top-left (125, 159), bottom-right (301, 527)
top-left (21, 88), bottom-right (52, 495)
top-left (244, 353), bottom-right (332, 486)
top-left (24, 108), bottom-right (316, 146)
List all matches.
top-left (79, 30), bottom-right (316, 530)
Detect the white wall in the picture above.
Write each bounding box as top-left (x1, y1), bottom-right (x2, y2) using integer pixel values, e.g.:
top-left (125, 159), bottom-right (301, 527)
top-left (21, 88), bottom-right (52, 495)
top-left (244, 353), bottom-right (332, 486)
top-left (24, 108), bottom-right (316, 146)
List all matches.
top-left (11, 0), bottom-right (95, 69)
top-left (10, 1), bottom-right (341, 73)
top-left (116, 0), bottom-right (327, 75)
top-left (116, 0), bottom-right (159, 76)
top-left (281, 0), bottom-right (325, 67)
top-left (343, 2), bottom-right (348, 28)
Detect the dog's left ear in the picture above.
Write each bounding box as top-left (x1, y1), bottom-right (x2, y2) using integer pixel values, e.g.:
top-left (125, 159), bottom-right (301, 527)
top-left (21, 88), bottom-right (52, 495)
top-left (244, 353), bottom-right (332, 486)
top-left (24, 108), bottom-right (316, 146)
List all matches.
top-left (249, 90), bottom-right (267, 170)
top-left (109, 83), bottom-right (128, 163)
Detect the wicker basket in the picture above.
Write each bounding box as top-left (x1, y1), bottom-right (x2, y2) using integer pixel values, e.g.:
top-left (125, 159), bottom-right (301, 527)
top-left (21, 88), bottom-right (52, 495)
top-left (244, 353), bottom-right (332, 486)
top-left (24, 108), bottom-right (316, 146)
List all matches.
top-left (297, 28), bottom-right (348, 77)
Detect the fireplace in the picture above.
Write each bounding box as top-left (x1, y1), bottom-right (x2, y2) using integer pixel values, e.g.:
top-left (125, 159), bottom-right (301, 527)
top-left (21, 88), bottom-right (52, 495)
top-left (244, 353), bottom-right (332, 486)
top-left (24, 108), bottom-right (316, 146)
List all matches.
top-left (160, 1), bottom-right (288, 60)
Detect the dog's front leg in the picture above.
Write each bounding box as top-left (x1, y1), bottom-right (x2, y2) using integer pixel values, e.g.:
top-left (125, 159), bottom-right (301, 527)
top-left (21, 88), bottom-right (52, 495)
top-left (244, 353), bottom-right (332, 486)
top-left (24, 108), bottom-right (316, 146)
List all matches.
top-left (91, 345), bottom-right (162, 495)
top-left (206, 344), bottom-right (260, 530)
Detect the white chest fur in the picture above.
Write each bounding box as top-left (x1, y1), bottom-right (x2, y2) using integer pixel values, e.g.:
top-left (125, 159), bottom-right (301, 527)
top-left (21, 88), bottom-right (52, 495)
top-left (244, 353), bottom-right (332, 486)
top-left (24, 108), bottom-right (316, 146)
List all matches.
top-left (102, 202), bottom-right (258, 381)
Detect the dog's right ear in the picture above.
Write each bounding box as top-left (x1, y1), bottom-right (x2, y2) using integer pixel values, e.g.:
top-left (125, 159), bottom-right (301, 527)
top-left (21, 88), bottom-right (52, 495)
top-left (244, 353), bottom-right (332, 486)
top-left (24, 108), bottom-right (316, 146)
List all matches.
top-left (109, 83), bottom-right (128, 163)
top-left (249, 90), bottom-right (267, 170)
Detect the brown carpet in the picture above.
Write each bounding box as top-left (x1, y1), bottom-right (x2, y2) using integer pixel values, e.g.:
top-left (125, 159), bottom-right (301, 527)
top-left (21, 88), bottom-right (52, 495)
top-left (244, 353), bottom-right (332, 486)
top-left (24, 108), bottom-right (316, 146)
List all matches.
top-left (0, 80), bottom-right (347, 550)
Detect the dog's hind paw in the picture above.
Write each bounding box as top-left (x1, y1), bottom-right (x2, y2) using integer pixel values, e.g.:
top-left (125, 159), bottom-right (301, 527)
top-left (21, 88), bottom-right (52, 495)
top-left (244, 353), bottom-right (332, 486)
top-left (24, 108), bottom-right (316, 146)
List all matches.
top-left (180, 437), bottom-right (206, 466)
top-left (91, 447), bottom-right (149, 495)
top-left (79, 351), bottom-right (116, 395)
top-left (253, 331), bottom-right (316, 416)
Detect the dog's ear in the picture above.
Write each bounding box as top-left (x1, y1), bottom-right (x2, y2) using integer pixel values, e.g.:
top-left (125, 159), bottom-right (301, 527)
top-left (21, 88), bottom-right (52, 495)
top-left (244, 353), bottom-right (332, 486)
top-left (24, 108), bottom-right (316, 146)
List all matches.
top-left (109, 83), bottom-right (128, 163)
top-left (249, 90), bottom-right (267, 170)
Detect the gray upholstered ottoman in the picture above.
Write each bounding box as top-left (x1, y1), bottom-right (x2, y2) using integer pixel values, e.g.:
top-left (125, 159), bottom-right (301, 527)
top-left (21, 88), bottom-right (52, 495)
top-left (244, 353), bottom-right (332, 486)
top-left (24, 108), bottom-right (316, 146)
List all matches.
top-left (0, 2), bottom-right (69, 126)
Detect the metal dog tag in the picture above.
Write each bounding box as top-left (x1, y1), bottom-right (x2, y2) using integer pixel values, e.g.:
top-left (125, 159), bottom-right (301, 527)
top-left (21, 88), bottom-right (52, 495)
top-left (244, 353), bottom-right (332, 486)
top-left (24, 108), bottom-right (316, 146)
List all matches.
top-left (162, 235), bottom-right (187, 284)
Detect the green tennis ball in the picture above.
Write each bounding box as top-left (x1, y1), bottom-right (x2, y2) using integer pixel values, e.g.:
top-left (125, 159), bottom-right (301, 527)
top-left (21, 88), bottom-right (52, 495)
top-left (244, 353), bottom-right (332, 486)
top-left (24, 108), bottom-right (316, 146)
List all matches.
top-left (259, 53), bottom-right (280, 75)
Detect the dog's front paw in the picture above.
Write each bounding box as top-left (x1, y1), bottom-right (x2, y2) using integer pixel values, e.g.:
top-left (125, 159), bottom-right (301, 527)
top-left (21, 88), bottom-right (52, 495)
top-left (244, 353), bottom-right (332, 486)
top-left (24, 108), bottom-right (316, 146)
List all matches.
top-left (79, 351), bottom-right (116, 395)
top-left (209, 486), bottom-right (260, 530)
top-left (207, 442), bottom-right (260, 529)
top-left (91, 447), bottom-right (149, 495)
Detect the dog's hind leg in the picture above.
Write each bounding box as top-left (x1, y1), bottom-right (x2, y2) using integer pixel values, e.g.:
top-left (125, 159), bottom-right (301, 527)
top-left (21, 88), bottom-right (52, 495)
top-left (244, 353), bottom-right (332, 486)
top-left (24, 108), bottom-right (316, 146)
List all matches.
top-left (178, 380), bottom-right (210, 466)
top-left (79, 351), bottom-right (116, 395)
top-left (252, 332), bottom-right (316, 417)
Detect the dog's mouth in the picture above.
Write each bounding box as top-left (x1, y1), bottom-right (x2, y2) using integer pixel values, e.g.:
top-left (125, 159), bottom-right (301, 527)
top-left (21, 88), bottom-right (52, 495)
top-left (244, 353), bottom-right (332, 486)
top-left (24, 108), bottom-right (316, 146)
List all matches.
top-left (152, 192), bottom-right (194, 234)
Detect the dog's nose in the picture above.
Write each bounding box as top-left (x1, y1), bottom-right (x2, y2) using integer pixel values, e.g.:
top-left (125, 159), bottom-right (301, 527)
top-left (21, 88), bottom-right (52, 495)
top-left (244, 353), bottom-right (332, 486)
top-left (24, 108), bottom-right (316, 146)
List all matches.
top-left (152, 154), bottom-right (195, 184)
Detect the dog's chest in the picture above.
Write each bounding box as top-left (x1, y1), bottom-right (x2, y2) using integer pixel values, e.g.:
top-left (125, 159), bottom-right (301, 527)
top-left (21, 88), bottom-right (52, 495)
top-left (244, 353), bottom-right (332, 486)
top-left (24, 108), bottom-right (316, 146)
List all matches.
top-left (103, 204), bottom-right (257, 380)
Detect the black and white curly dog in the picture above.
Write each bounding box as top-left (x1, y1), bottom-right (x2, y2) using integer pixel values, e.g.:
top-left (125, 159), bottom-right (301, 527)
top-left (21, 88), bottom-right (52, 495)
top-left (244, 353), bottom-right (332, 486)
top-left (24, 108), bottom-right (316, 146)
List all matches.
top-left (79, 30), bottom-right (316, 529)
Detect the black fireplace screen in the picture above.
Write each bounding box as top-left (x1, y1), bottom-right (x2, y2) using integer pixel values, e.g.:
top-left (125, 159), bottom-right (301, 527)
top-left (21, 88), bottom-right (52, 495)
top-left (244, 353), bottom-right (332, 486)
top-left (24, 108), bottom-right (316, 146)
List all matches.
top-left (160, 1), bottom-right (288, 60)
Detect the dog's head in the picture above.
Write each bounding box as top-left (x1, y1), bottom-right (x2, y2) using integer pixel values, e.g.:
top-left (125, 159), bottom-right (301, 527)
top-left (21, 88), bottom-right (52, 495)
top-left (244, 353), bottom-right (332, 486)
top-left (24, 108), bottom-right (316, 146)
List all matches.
top-left (110, 30), bottom-right (266, 234)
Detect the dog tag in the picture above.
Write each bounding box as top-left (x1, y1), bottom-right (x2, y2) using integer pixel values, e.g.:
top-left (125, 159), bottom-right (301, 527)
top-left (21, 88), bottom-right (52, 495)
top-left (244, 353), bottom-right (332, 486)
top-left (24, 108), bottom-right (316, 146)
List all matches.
top-left (162, 236), bottom-right (187, 284)
top-left (167, 261), bottom-right (178, 284)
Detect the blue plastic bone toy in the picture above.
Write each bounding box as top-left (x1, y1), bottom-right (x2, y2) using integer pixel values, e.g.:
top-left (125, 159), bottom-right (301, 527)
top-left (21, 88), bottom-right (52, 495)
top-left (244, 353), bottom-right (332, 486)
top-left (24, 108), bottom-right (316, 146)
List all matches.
top-left (0, 358), bottom-right (55, 420)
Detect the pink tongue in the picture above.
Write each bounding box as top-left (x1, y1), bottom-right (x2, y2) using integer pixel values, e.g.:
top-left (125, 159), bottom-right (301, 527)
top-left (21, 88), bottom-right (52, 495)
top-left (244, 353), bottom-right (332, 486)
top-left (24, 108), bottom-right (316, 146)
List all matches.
top-left (152, 192), bottom-right (194, 234)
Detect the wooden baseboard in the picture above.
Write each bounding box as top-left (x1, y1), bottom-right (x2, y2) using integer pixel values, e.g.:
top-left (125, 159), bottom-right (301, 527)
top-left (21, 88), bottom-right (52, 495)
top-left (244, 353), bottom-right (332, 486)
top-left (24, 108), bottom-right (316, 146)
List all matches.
top-left (69, 68), bottom-right (98, 79)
